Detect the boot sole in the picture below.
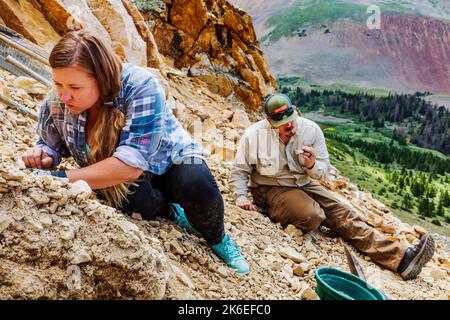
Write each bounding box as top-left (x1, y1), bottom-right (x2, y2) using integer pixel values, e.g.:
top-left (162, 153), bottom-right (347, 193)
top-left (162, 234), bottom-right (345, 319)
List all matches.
top-left (400, 233), bottom-right (435, 280)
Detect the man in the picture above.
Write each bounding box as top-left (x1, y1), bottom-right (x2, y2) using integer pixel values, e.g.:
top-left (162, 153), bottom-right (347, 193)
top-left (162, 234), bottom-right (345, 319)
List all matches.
top-left (230, 93), bottom-right (435, 280)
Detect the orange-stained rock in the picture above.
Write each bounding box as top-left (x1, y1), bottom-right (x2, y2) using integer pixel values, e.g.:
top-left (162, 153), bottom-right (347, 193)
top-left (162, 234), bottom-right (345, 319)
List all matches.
top-left (234, 84), bottom-right (261, 110)
top-left (121, 0), bottom-right (162, 68)
top-left (111, 41), bottom-right (127, 62)
top-left (239, 68), bottom-right (261, 92)
top-left (88, 0), bottom-right (147, 66)
top-left (197, 24), bottom-right (222, 56)
top-left (33, 0), bottom-right (76, 35)
top-left (195, 74), bottom-right (233, 97)
top-left (414, 225), bottom-right (428, 236)
top-left (376, 223), bottom-right (397, 235)
top-left (38, 0), bottom-right (112, 43)
top-left (222, 3), bottom-right (256, 45)
top-left (170, 0), bottom-right (208, 38)
top-left (247, 48), bottom-right (275, 84)
top-left (332, 178), bottom-right (351, 190)
top-left (0, 0), bottom-right (60, 48)
top-left (151, 19), bottom-right (177, 56)
top-left (231, 40), bottom-right (249, 68)
top-left (149, 0), bottom-right (277, 110)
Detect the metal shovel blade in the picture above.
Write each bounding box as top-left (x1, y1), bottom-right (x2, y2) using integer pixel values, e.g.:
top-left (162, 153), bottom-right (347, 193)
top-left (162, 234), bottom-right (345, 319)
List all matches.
top-left (341, 240), bottom-right (392, 300)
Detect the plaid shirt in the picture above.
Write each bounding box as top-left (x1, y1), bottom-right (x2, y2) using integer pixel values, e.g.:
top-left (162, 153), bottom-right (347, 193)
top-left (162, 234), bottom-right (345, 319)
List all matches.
top-left (36, 63), bottom-right (205, 175)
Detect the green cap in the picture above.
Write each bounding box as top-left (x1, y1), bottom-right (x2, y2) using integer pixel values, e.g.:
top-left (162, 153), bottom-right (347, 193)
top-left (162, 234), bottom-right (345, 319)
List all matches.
top-left (263, 93), bottom-right (298, 127)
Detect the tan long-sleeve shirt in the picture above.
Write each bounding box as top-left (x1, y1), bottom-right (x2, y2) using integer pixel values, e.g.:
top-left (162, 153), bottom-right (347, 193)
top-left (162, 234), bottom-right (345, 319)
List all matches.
top-left (230, 117), bottom-right (331, 200)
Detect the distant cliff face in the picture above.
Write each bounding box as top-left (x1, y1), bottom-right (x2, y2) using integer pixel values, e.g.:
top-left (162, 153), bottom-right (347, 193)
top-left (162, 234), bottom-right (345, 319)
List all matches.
top-left (264, 12), bottom-right (450, 94)
top-left (363, 13), bottom-right (450, 94)
top-left (229, 0), bottom-right (450, 95)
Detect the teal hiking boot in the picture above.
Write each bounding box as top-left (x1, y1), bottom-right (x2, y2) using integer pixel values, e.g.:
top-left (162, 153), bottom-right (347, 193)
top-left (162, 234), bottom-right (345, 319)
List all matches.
top-left (211, 234), bottom-right (249, 275)
top-left (169, 203), bottom-right (201, 236)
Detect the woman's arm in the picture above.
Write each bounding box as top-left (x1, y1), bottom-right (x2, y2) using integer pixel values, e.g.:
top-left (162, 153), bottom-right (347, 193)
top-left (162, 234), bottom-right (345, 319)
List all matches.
top-left (36, 93), bottom-right (70, 168)
top-left (66, 156), bottom-right (143, 189)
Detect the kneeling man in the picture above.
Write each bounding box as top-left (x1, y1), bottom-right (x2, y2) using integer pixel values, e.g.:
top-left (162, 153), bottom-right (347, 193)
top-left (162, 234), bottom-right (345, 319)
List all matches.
top-left (230, 93), bottom-right (435, 280)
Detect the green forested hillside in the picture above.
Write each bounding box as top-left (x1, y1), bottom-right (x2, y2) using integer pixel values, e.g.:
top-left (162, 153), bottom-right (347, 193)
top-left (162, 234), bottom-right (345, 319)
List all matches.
top-left (324, 123), bottom-right (450, 236)
top-left (280, 81), bottom-right (450, 234)
top-left (282, 85), bottom-right (450, 156)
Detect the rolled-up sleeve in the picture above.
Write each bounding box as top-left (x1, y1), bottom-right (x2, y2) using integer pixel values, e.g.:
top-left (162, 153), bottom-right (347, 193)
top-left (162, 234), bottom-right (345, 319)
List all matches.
top-left (230, 134), bottom-right (253, 200)
top-left (112, 76), bottom-right (165, 171)
top-left (306, 126), bottom-right (330, 180)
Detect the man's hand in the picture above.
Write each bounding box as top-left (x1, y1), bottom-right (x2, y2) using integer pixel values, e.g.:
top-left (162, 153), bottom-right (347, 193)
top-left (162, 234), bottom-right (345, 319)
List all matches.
top-left (22, 147), bottom-right (53, 169)
top-left (236, 196), bottom-right (256, 211)
top-left (302, 145), bottom-right (316, 169)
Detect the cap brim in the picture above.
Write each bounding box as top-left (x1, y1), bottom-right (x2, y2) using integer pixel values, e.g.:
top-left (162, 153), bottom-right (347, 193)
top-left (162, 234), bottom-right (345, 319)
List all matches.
top-left (269, 109), bottom-right (298, 127)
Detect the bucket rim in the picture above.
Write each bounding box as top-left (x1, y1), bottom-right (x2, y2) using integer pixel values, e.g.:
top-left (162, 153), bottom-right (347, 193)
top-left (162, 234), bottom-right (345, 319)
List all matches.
top-left (315, 267), bottom-right (385, 300)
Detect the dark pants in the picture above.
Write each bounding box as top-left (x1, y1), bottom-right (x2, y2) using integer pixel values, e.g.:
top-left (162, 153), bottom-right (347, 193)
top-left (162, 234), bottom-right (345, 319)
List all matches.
top-left (119, 159), bottom-right (225, 245)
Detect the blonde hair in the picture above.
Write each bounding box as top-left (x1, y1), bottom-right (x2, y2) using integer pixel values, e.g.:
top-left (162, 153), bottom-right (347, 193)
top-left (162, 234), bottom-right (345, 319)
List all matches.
top-left (49, 30), bottom-right (133, 208)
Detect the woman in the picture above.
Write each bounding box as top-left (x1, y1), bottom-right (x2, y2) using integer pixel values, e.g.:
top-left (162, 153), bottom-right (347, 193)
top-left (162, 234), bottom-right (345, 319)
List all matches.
top-left (21, 30), bottom-right (249, 275)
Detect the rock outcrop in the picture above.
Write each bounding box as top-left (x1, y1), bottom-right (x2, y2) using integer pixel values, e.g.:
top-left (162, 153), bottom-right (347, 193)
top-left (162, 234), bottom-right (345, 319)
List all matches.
top-left (138, 0), bottom-right (277, 109)
top-left (0, 0), bottom-right (61, 49)
top-left (0, 0), bottom-right (148, 66)
top-left (0, 0), bottom-right (276, 109)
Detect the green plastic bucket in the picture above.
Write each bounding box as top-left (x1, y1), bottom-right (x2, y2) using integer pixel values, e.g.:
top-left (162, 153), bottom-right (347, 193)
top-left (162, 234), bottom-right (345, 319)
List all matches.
top-left (315, 267), bottom-right (385, 300)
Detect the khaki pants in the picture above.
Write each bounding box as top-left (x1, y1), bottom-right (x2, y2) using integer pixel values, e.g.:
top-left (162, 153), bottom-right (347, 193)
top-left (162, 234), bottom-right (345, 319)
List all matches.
top-left (250, 181), bottom-right (407, 271)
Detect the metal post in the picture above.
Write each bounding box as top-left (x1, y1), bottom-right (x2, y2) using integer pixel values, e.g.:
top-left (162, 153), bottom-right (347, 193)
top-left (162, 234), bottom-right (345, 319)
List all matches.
top-left (0, 33), bottom-right (49, 66)
top-left (5, 55), bottom-right (52, 87)
top-left (0, 94), bottom-right (38, 120)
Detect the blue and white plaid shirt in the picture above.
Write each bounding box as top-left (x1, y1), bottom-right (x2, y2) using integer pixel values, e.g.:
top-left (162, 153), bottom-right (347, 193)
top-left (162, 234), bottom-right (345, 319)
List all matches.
top-left (36, 63), bottom-right (205, 175)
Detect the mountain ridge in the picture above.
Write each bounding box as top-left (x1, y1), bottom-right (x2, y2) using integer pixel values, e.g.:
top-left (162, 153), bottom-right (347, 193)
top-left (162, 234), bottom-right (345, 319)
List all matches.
top-left (230, 0), bottom-right (450, 95)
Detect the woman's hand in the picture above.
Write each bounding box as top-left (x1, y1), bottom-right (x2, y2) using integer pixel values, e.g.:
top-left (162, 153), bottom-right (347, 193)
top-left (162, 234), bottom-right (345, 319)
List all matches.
top-left (22, 147), bottom-right (53, 169)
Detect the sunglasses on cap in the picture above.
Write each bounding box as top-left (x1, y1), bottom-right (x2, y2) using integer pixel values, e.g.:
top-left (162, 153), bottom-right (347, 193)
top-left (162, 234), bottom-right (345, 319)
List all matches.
top-left (269, 104), bottom-right (295, 121)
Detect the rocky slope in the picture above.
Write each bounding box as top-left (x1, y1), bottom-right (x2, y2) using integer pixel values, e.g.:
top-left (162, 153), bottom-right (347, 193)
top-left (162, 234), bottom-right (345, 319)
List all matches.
top-left (0, 0), bottom-right (449, 299)
top-left (230, 0), bottom-right (450, 95)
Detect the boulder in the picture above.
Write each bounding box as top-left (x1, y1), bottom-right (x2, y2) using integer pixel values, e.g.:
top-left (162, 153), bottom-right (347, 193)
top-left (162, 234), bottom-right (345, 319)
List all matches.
top-left (13, 77), bottom-right (48, 95)
top-left (231, 109), bottom-right (251, 129)
top-left (88, 0), bottom-right (147, 66)
top-left (149, 0), bottom-right (276, 109)
top-left (121, 0), bottom-right (162, 68)
top-left (195, 74), bottom-right (233, 97)
top-left (169, 0), bottom-right (208, 38)
top-left (0, 0), bottom-right (60, 47)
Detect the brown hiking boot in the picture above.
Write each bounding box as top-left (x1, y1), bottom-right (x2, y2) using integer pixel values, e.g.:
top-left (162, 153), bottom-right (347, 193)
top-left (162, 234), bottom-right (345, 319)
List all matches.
top-left (397, 233), bottom-right (435, 280)
top-left (318, 225), bottom-right (340, 238)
